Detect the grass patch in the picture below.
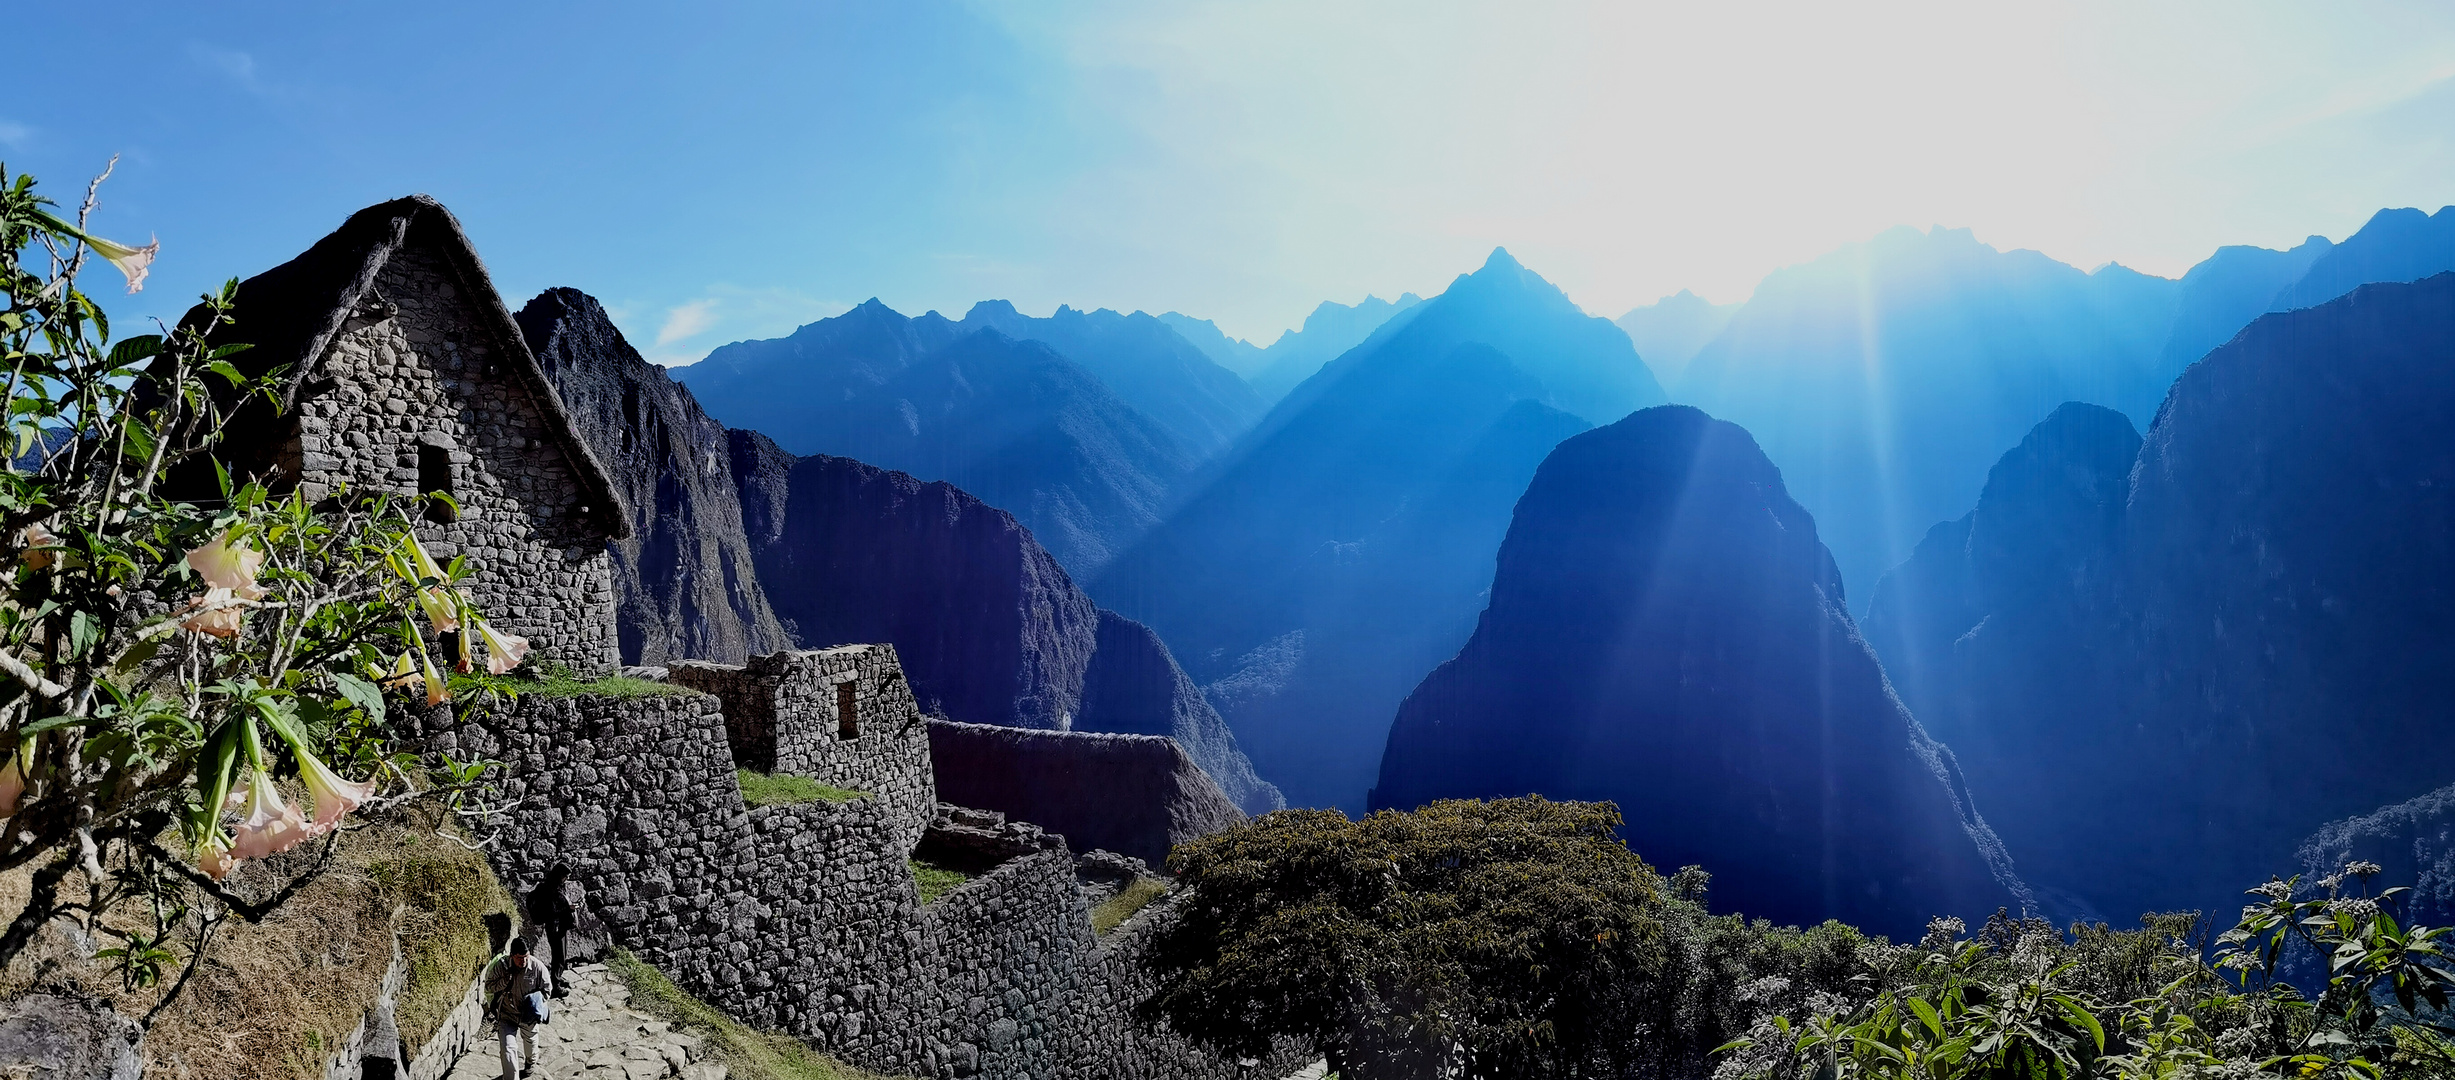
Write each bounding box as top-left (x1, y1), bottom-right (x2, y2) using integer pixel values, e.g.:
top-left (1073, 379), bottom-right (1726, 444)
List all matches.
top-left (365, 835), bottom-right (514, 1050)
top-left (910, 859), bottom-right (971, 904)
top-left (737, 769), bottom-right (866, 808)
top-left (1091, 876), bottom-right (1170, 935)
top-left (608, 948), bottom-right (907, 1080)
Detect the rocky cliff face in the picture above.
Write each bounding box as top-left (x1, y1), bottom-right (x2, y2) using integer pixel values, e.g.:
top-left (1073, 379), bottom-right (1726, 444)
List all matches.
top-left (1863, 273), bottom-right (2455, 920)
top-left (1371, 405), bottom-right (2025, 936)
top-left (729, 431), bottom-right (1283, 815)
top-left (518, 287), bottom-right (794, 665)
top-left (2297, 783), bottom-right (2455, 931)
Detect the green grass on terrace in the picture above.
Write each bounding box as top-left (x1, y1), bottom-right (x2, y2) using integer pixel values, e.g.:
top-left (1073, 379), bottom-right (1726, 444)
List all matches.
top-left (737, 769), bottom-right (867, 808)
top-left (910, 858), bottom-right (971, 904)
top-left (608, 949), bottom-right (911, 1080)
top-left (1090, 876), bottom-right (1170, 935)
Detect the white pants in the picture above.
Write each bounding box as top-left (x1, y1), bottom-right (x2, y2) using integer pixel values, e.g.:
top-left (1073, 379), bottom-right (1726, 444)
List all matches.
top-left (497, 1020), bottom-right (536, 1079)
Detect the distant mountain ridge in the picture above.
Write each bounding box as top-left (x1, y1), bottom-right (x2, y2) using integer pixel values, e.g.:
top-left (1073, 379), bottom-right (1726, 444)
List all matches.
top-left (673, 300), bottom-right (1194, 574)
top-left (1094, 248), bottom-right (1653, 810)
top-left (956, 300), bottom-right (1265, 458)
top-left (1163, 294), bottom-right (1427, 403)
top-left (1614, 289), bottom-right (1737, 387)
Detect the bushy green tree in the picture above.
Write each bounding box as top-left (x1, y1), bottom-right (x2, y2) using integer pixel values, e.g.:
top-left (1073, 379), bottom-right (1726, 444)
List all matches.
top-left (1141, 797), bottom-right (1670, 1079)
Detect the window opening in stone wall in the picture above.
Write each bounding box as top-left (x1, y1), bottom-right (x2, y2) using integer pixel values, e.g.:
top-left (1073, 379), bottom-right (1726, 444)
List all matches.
top-left (418, 444), bottom-right (457, 523)
top-left (837, 681), bottom-right (859, 740)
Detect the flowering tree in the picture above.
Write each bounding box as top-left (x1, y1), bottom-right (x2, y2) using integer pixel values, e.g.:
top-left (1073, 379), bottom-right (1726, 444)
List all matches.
top-left (0, 163), bottom-right (523, 988)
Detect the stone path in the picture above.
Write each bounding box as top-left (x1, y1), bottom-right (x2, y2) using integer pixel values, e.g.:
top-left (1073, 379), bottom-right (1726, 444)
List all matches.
top-left (444, 962), bottom-right (724, 1080)
top-left (1280, 1061), bottom-right (1330, 1080)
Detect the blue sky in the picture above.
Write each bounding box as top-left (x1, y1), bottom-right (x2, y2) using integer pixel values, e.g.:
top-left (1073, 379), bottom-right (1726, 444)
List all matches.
top-left (14, 2), bottom-right (2455, 363)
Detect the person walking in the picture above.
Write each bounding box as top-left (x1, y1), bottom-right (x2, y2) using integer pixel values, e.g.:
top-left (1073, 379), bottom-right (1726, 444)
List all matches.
top-left (525, 865), bottom-right (578, 997)
top-left (482, 936), bottom-right (554, 1079)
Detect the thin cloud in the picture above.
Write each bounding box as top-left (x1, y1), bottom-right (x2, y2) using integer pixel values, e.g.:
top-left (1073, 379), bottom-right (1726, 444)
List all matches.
top-left (0, 120), bottom-right (31, 150)
top-left (654, 299), bottom-right (720, 346)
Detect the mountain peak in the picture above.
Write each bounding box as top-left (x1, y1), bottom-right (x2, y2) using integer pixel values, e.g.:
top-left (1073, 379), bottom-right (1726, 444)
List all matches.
top-left (962, 299), bottom-right (1023, 321)
top-left (1480, 246), bottom-right (1525, 274)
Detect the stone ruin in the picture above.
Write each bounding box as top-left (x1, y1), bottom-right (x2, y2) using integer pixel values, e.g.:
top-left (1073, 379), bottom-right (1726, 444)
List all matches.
top-left (138, 196), bottom-right (1296, 1079)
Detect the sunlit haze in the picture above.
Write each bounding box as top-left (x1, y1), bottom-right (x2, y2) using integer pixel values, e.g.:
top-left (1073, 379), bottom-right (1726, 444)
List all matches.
top-left (16, 1), bottom-right (2455, 361)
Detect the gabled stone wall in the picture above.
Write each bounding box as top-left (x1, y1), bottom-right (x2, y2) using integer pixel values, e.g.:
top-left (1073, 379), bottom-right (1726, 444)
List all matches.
top-left (289, 233), bottom-right (619, 673)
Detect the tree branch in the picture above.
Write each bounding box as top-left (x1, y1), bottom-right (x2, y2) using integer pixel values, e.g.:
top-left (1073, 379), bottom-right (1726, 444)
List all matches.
top-left (139, 829), bottom-right (341, 923)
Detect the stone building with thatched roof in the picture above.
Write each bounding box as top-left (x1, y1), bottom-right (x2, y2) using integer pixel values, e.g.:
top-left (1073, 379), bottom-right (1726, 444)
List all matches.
top-left (179, 195), bottom-right (629, 673)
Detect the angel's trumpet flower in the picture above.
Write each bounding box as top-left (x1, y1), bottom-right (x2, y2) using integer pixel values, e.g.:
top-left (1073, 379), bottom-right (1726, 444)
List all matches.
top-left (268, 714), bottom-right (378, 834)
top-left (227, 768), bottom-right (311, 861)
top-left (185, 529), bottom-right (264, 592)
top-left (179, 586), bottom-right (260, 638)
top-left (195, 832), bottom-right (236, 881)
top-left (419, 649), bottom-right (450, 708)
top-left (0, 751), bottom-right (24, 817)
top-left (476, 620), bottom-right (530, 676)
top-left (84, 232), bottom-right (158, 294)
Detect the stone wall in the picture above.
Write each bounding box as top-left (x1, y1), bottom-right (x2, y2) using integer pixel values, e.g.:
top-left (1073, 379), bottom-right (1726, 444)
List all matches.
top-left (669, 646), bottom-right (935, 851)
top-left (928, 721), bottom-right (1244, 868)
top-left (289, 231), bottom-right (620, 673)
top-left (422, 689), bottom-right (1300, 1080)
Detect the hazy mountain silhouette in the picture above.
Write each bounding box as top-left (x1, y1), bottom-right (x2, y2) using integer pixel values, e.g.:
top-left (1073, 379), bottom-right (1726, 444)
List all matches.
top-left (2155, 236), bottom-right (2333, 372)
top-left (1372, 405), bottom-right (2026, 936)
top-left (957, 300), bottom-right (1264, 459)
top-left (1863, 273), bottom-right (2455, 919)
top-left (675, 301), bottom-right (1194, 574)
top-left (2270, 206), bottom-right (2455, 312)
top-left (1678, 226), bottom-right (2179, 600)
top-left (1615, 289), bottom-right (1738, 387)
top-left (1093, 249), bottom-right (1654, 810)
top-left (1161, 293), bottom-right (1425, 402)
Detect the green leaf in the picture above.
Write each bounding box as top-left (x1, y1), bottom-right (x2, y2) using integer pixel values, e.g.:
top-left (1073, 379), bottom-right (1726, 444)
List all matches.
top-left (204, 360), bottom-right (246, 387)
top-left (1906, 996), bottom-right (1944, 1040)
top-left (331, 672), bottom-right (385, 727)
top-left (105, 334), bottom-right (162, 368)
top-left (20, 713), bottom-right (93, 736)
top-left (66, 610), bottom-right (98, 660)
top-left (207, 342), bottom-right (254, 360)
top-left (2051, 997), bottom-right (2104, 1051)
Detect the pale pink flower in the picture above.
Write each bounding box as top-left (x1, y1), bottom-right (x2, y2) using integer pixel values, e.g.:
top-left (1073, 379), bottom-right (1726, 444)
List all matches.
top-left (195, 833), bottom-right (236, 881)
top-left (416, 585), bottom-right (463, 635)
top-left (420, 649), bottom-right (450, 707)
top-left (186, 529), bottom-right (265, 591)
top-left (379, 650), bottom-right (423, 691)
top-left (0, 752), bottom-right (24, 817)
top-left (296, 750), bottom-right (378, 834)
top-left (227, 766), bottom-right (313, 861)
top-left (476, 620), bottom-right (530, 676)
top-left (85, 233), bottom-right (158, 294)
top-left (179, 584), bottom-right (265, 638)
top-left (20, 524), bottom-right (60, 572)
